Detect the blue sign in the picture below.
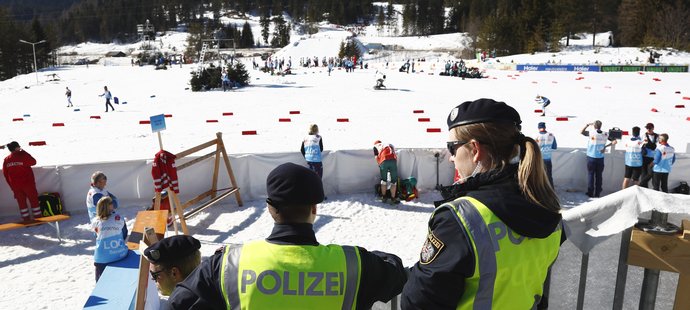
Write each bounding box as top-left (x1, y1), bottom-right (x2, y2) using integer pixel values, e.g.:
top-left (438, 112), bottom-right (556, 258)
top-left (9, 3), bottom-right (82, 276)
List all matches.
top-left (517, 65), bottom-right (600, 72)
top-left (150, 114), bottom-right (166, 133)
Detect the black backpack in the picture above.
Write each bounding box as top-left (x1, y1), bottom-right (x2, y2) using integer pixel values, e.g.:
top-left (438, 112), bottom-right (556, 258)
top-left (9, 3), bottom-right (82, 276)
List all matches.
top-left (673, 182), bottom-right (689, 195)
top-left (39, 192), bottom-right (63, 216)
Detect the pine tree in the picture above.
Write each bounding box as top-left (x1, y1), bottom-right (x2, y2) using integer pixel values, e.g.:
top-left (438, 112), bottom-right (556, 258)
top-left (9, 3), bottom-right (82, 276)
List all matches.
top-left (402, 1), bottom-right (417, 35)
top-left (270, 15), bottom-right (289, 48)
top-left (260, 14), bottom-right (271, 45)
top-left (376, 6), bottom-right (386, 32)
top-left (241, 21), bottom-right (255, 48)
top-left (30, 18), bottom-right (51, 70)
top-left (548, 19), bottom-right (565, 52)
top-left (227, 61), bottom-right (250, 86)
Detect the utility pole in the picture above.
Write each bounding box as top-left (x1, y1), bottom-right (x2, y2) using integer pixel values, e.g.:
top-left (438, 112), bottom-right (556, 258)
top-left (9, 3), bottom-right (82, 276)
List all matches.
top-left (19, 39), bottom-right (46, 85)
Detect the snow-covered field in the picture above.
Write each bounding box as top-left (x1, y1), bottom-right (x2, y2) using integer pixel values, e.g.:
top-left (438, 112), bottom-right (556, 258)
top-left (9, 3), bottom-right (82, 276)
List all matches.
top-left (1, 27), bottom-right (689, 309)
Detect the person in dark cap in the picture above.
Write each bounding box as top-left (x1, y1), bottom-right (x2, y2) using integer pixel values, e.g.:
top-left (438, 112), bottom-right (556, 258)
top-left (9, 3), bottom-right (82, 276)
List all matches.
top-left (402, 99), bottom-right (562, 310)
top-left (144, 235), bottom-right (201, 296)
top-left (639, 122), bottom-right (659, 188)
top-left (168, 162), bottom-right (407, 309)
top-left (535, 121), bottom-right (558, 187)
top-left (3, 141), bottom-right (41, 221)
top-left (580, 120), bottom-right (616, 197)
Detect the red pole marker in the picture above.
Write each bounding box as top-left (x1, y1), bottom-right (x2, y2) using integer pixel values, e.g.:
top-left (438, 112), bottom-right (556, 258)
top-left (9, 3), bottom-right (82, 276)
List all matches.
top-left (206, 120), bottom-right (218, 123)
top-left (556, 117), bottom-right (568, 121)
top-left (29, 141), bottom-right (46, 146)
top-left (413, 110), bottom-right (424, 114)
top-left (279, 118), bottom-right (291, 122)
top-left (12, 118), bottom-right (23, 121)
top-left (242, 130), bottom-right (257, 135)
top-left (222, 112), bottom-right (234, 116)
top-left (337, 118), bottom-right (349, 122)
top-left (426, 128), bottom-right (441, 133)
top-left (90, 116), bottom-right (101, 119)
top-left (164, 114), bottom-right (173, 118)
top-left (289, 111), bottom-right (300, 115)
top-left (52, 123), bottom-right (65, 127)
top-left (139, 120), bottom-right (151, 124)
top-left (418, 118), bottom-right (430, 122)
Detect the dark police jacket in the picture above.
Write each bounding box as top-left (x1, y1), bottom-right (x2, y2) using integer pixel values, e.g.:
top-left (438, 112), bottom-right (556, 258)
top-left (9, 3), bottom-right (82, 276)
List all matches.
top-left (401, 165), bottom-right (563, 309)
top-left (169, 223), bottom-right (407, 309)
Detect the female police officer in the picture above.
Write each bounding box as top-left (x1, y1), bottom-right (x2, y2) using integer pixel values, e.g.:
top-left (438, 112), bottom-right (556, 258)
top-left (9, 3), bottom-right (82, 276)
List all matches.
top-left (401, 98), bottom-right (562, 309)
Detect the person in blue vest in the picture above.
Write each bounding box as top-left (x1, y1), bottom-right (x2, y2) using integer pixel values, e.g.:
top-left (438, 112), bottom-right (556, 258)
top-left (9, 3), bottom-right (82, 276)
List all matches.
top-left (301, 124), bottom-right (325, 199)
top-left (535, 121), bottom-right (557, 187)
top-left (301, 124), bottom-right (324, 179)
top-left (402, 98), bottom-right (562, 310)
top-left (86, 171), bottom-right (119, 223)
top-left (622, 126), bottom-right (644, 189)
top-left (535, 95), bottom-right (550, 117)
top-left (580, 120), bottom-right (617, 197)
top-left (91, 196), bottom-right (128, 282)
top-left (652, 133), bottom-right (676, 193)
top-left (168, 163), bottom-right (407, 309)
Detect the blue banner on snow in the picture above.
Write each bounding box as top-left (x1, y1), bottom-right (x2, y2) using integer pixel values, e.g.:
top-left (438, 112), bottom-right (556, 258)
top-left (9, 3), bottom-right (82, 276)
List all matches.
top-left (516, 65), bottom-right (601, 72)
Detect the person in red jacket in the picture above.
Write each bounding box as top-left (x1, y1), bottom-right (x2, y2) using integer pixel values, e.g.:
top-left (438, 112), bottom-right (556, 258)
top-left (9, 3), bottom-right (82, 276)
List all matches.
top-left (3, 141), bottom-right (41, 221)
top-left (373, 140), bottom-right (399, 204)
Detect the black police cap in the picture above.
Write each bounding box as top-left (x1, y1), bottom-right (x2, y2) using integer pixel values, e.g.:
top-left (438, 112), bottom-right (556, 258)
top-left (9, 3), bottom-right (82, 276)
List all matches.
top-left (144, 235), bottom-right (201, 264)
top-left (266, 163), bottom-right (324, 208)
top-left (447, 98), bottom-right (522, 130)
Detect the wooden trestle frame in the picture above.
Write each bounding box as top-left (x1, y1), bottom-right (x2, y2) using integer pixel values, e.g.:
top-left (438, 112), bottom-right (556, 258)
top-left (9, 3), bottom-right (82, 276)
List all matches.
top-left (153, 132), bottom-right (243, 235)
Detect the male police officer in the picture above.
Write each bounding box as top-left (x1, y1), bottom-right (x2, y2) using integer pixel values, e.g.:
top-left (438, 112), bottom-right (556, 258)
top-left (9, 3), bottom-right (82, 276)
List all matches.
top-left (144, 235), bottom-right (202, 297)
top-left (168, 163), bottom-right (407, 309)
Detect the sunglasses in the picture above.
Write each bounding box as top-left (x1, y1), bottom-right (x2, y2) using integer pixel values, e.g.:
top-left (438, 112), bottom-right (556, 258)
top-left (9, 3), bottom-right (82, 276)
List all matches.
top-left (447, 140), bottom-right (470, 156)
top-left (150, 268), bottom-right (168, 281)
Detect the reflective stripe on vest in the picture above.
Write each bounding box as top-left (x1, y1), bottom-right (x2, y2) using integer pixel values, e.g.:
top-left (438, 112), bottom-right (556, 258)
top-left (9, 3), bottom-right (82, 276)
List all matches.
top-left (221, 240), bottom-right (361, 310)
top-left (439, 196), bottom-right (561, 310)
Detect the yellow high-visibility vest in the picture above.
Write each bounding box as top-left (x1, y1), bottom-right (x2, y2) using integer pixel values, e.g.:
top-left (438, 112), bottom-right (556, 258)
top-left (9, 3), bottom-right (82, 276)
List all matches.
top-left (438, 196), bottom-right (561, 310)
top-left (220, 240), bottom-right (362, 310)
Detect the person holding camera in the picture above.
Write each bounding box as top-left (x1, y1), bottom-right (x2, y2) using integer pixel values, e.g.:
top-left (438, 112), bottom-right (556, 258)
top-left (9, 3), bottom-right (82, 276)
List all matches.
top-left (581, 120), bottom-right (616, 198)
top-left (639, 123), bottom-right (659, 188)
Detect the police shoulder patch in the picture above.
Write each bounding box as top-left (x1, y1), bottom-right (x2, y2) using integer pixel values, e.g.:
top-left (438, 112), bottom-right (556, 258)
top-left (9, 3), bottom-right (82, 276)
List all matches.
top-left (420, 231), bottom-right (445, 265)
